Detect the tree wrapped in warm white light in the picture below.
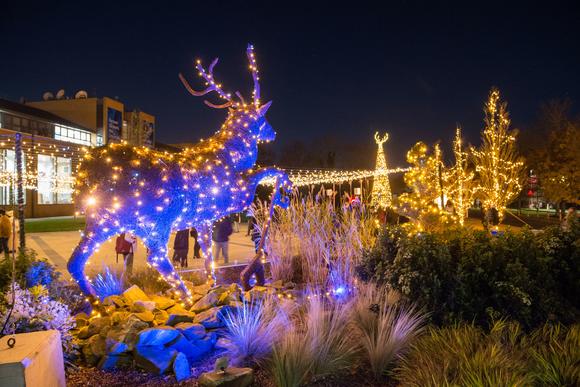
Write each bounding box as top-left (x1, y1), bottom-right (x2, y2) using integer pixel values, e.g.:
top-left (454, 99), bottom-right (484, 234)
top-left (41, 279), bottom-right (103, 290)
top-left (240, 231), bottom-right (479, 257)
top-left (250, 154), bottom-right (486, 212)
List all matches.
top-left (445, 126), bottom-right (475, 226)
top-left (472, 88), bottom-right (524, 221)
top-left (370, 132), bottom-right (393, 209)
top-left (397, 142), bottom-right (450, 233)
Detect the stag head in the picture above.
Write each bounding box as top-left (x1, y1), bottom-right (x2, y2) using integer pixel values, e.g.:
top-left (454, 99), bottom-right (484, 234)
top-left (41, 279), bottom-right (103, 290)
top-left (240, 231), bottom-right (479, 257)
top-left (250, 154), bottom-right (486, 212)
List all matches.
top-left (179, 44), bottom-right (276, 143)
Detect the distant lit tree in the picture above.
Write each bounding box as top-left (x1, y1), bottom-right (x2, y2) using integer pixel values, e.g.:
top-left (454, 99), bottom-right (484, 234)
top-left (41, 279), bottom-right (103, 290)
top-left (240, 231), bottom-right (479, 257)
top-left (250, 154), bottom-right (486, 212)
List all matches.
top-left (397, 142), bottom-right (450, 233)
top-left (536, 123), bottom-right (580, 207)
top-left (444, 126), bottom-right (475, 226)
top-left (472, 88), bottom-right (524, 221)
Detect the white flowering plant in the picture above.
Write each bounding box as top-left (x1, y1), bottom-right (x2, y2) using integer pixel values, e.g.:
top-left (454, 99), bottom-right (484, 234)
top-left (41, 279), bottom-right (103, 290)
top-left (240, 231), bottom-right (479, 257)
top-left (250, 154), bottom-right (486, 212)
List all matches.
top-left (1, 283), bottom-right (76, 354)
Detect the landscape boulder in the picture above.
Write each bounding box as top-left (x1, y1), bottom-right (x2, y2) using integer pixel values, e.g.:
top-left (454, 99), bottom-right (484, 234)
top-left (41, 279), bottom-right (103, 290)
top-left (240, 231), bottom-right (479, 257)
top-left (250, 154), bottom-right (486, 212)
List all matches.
top-left (172, 352), bottom-right (191, 382)
top-left (165, 304), bottom-right (196, 326)
top-left (123, 285), bottom-right (150, 303)
top-left (134, 345), bottom-right (177, 374)
top-left (134, 300), bottom-right (156, 311)
top-left (133, 310), bottom-right (155, 323)
top-left (166, 334), bottom-right (200, 360)
top-left (198, 367), bottom-right (254, 387)
top-left (191, 292), bottom-right (218, 313)
top-left (137, 326), bottom-right (181, 347)
top-left (175, 322), bottom-right (206, 341)
top-left (98, 353), bottom-right (133, 370)
top-left (82, 334), bottom-right (107, 366)
top-left (151, 295), bottom-right (176, 310)
top-left (82, 316), bottom-right (111, 338)
top-left (195, 306), bottom-right (233, 329)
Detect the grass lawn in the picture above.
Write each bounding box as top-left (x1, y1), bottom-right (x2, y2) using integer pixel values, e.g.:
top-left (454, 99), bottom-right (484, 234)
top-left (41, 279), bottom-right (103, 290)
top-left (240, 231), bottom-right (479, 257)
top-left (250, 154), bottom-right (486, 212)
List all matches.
top-left (24, 217), bottom-right (86, 233)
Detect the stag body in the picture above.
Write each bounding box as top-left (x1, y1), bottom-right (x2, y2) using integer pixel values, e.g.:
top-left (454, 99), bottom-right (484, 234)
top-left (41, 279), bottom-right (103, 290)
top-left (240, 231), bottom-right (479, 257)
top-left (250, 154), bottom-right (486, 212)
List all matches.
top-left (68, 45), bottom-right (290, 300)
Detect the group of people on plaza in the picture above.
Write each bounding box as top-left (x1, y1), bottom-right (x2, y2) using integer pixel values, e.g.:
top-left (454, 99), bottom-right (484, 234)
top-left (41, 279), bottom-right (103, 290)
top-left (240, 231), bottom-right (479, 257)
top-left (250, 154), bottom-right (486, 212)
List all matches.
top-left (115, 215), bottom-right (245, 275)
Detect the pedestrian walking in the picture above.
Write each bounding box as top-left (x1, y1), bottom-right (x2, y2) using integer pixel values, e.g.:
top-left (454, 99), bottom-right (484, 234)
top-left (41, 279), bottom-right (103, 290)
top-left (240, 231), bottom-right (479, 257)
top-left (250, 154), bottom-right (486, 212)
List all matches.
top-left (190, 228), bottom-right (201, 259)
top-left (0, 210), bottom-right (11, 257)
top-left (173, 228), bottom-right (190, 268)
top-left (115, 232), bottom-right (137, 277)
top-left (213, 217), bottom-right (233, 264)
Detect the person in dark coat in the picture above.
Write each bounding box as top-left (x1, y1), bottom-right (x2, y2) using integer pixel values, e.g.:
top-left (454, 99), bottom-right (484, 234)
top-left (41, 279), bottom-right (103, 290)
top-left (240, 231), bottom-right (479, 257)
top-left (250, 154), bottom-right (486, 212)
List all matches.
top-left (247, 216), bottom-right (256, 236)
top-left (190, 228), bottom-right (201, 259)
top-left (212, 218), bottom-right (233, 263)
top-left (249, 217), bottom-right (261, 253)
top-left (173, 229), bottom-right (190, 268)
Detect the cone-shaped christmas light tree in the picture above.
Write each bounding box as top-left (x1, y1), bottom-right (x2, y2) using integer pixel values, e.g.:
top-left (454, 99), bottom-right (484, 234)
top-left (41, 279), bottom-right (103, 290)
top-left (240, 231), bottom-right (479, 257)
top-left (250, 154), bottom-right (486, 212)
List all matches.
top-left (370, 132), bottom-right (393, 209)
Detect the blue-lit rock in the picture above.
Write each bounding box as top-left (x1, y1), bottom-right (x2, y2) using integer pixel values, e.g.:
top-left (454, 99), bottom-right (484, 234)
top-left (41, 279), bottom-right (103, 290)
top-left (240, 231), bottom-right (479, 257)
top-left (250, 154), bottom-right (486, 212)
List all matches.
top-left (175, 322), bottom-right (206, 341)
top-left (134, 346), bottom-right (177, 374)
top-left (172, 352), bottom-right (191, 382)
top-left (136, 326), bottom-right (180, 347)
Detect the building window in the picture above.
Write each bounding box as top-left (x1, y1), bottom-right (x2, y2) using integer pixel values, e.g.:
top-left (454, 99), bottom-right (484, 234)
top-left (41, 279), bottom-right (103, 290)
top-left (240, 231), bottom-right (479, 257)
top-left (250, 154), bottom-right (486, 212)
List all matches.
top-left (56, 157), bottom-right (72, 204)
top-left (0, 149), bottom-right (26, 205)
top-left (37, 154), bottom-right (54, 204)
top-left (54, 124), bottom-right (92, 146)
top-left (37, 154), bottom-right (73, 205)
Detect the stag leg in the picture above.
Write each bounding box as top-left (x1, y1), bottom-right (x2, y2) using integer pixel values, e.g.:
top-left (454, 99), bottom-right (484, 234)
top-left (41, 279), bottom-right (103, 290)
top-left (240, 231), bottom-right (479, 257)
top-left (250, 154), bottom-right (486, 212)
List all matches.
top-left (195, 222), bottom-right (215, 282)
top-left (241, 252), bottom-right (266, 291)
top-left (68, 225), bottom-right (115, 296)
top-left (138, 228), bottom-right (190, 298)
top-left (240, 173), bottom-right (292, 290)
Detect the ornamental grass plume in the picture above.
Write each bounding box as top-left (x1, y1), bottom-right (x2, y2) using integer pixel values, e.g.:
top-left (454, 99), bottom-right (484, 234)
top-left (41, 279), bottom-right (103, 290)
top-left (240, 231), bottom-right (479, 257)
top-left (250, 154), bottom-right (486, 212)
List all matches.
top-left (92, 265), bottom-right (124, 300)
top-left (528, 323), bottom-right (580, 385)
top-left (396, 320), bottom-right (580, 386)
top-left (268, 287), bottom-right (359, 385)
top-left (270, 321), bottom-right (312, 387)
top-left (352, 282), bottom-right (424, 379)
top-left (304, 291), bottom-right (359, 378)
top-left (395, 321), bottom-right (532, 386)
top-left (222, 295), bottom-right (290, 365)
top-left (254, 189), bottom-right (376, 287)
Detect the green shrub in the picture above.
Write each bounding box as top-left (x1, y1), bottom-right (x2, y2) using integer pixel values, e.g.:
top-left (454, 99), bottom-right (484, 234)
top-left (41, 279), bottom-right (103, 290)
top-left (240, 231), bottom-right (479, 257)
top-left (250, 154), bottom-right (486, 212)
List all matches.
top-left (358, 223), bottom-right (580, 328)
top-left (0, 249), bottom-right (36, 291)
top-left (0, 248), bottom-right (87, 316)
top-left (128, 268), bottom-right (171, 294)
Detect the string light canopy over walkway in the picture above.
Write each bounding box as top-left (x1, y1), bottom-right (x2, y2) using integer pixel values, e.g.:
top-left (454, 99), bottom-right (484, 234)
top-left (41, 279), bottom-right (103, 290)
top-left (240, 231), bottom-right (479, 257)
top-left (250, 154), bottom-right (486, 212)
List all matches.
top-left (261, 132), bottom-right (408, 189)
top-left (260, 166), bottom-right (409, 188)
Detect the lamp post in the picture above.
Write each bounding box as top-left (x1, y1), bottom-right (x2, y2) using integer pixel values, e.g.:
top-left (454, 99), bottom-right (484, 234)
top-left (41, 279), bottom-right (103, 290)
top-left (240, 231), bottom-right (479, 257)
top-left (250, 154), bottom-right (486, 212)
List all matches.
top-left (15, 132), bottom-right (25, 249)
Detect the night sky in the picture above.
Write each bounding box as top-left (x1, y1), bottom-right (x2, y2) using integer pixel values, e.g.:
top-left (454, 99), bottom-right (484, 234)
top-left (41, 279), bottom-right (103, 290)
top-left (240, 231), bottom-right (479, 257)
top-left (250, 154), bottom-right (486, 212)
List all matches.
top-left (1, 1), bottom-right (579, 168)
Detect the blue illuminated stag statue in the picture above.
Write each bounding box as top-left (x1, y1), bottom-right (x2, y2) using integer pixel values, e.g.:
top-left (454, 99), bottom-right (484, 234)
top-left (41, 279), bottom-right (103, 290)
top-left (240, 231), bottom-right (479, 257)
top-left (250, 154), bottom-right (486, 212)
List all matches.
top-left (68, 45), bottom-right (291, 301)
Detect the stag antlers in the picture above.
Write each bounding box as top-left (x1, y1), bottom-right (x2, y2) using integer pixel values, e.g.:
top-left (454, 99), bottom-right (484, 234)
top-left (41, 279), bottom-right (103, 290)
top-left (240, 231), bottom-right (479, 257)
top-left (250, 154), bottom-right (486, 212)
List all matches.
top-left (375, 131), bottom-right (389, 145)
top-left (179, 44), bottom-right (262, 109)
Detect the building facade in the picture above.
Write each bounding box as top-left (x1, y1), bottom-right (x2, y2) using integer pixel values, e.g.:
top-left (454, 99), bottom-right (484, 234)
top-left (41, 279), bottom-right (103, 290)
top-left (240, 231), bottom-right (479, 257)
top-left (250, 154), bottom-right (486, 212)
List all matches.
top-left (27, 94), bottom-right (155, 148)
top-left (0, 93), bottom-right (156, 218)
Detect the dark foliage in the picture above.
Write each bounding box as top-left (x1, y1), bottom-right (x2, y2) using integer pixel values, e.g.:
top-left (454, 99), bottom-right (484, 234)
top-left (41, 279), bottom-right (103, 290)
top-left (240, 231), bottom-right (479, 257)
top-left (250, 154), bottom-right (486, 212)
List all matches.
top-left (358, 221), bottom-right (580, 329)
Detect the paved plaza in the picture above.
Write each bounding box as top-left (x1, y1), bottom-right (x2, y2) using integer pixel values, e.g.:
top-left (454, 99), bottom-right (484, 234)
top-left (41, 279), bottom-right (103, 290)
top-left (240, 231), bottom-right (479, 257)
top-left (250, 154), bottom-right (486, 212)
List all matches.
top-left (25, 223), bottom-right (256, 279)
